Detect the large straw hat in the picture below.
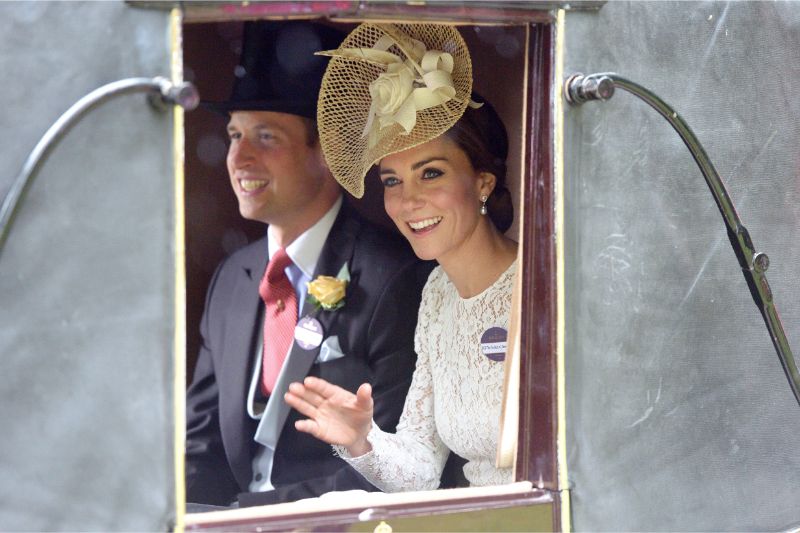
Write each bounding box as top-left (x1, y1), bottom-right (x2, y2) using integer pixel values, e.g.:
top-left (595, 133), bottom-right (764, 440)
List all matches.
top-left (316, 23), bottom-right (475, 198)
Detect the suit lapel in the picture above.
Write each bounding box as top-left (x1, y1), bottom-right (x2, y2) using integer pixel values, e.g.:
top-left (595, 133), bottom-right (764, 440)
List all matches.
top-left (255, 206), bottom-right (361, 447)
top-left (219, 236), bottom-right (269, 486)
top-left (304, 204), bottom-right (360, 334)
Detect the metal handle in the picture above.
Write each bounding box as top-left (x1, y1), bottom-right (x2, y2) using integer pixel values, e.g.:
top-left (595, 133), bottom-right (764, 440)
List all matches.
top-left (564, 72), bottom-right (800, 408)
top-left (0, 76), bottom-right (199, 256)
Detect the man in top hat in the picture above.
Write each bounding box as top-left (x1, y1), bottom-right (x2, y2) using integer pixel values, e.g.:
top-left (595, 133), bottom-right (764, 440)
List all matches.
top-left (185, 20), bottom-right (429, 507)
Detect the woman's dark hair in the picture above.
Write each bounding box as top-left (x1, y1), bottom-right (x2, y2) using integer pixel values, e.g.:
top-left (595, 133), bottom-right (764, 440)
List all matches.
top-left (443, 95), bottom-right (514, 233)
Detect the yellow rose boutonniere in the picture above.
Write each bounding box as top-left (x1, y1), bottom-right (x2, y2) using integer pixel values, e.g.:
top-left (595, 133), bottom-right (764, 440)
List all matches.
top-left (307, 263), bottom-right (349, 311)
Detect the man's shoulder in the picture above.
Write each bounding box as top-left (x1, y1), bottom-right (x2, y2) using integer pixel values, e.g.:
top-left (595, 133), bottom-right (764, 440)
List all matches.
top-left (349, 224), bottom-right (436, 291)
top-left (352, 223), bottom-right (414, 261)
top-left (334, 205), bottom-right (405, 255)
top-left (215, 233), bottom-right (268, 274)
top-left (351, 224), bottom-right (428, 281)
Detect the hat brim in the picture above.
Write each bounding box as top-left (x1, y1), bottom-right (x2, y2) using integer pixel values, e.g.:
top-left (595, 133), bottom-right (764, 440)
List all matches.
top-left (201, 98), bottom-right (317, 119)
top-left (317, 23), bottom-right (473, 199)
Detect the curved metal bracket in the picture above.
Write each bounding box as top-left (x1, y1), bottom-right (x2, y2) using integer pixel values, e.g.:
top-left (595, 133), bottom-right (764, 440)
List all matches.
top-left (0, 76), bottom-right (199, 256)
top-left (564, 72), bottom-right (800, 408)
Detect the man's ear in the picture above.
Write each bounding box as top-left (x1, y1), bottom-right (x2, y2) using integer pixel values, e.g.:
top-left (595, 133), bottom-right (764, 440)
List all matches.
top-left (313, 142), bottom-right (330, 170)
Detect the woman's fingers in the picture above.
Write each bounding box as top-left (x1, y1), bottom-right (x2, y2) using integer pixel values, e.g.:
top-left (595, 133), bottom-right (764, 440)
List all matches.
top-left (294, 418), bottom-right (320, 437)
top-left (285, 379), bottom-right (374, 447)
top-left (285, 378), bottom-right (372, 429)
top-left (284, 392), bottom-right (314, 419)
top-left (302, 376), bottom-right (345, 398)
top-left (287, 381), bottom-right (325, 407)
top-left (355, 383), bottom-right (373, 411)
top-left (293, 380), bottom-right (372, 412)
top-left (302, 377), bottom-right (371, 412)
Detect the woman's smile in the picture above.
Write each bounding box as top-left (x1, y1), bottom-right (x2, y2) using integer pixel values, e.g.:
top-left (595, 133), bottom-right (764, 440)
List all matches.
top-left (407, 216), bottom-right (443, 233)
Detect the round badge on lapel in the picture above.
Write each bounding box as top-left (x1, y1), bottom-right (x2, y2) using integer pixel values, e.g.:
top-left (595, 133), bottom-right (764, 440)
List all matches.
top-left (295, 316), bottom-right (324, 350)
top-left (480, 326), bottom-right (508, 362)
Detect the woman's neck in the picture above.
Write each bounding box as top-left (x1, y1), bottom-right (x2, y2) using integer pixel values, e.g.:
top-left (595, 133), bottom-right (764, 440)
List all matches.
top-left (438, 221), bottom-right (518, 299)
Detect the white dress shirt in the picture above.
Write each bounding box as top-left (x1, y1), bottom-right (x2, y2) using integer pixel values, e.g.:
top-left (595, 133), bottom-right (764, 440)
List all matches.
top-left (247, 195), bottom-right (342, 492)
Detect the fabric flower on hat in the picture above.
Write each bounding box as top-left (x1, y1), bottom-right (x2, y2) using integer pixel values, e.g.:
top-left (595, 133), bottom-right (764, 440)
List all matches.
top-left (368, 63), bottom-right (415, 139)
top-left (318, 28), bottom-right (463, 148)
top-left (315, 23), bottom-right (477, 198)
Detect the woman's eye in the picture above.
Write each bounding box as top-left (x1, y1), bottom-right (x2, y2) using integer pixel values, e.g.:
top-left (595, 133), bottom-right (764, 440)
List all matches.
top-left (381, 176), bottom-right (400, 188)
top-left (422, 168), bottom-right (443, 179)
top-left (258, 132), bottom-right (274, 142)
top-left (228, 132), bottom-right (241, 141)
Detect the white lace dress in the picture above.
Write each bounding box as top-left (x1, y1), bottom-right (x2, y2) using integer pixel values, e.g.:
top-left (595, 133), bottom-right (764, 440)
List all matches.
top-left (336, 261), bottom-right (516, 492)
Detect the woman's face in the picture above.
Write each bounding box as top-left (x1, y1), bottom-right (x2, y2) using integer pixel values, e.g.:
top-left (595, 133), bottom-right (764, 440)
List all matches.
top-left (380, 136), bottom-right (492, 262)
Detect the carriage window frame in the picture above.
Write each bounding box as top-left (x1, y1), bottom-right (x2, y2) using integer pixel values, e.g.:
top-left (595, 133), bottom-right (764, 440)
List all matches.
top-left (178, 3), bottom-right (563, 530)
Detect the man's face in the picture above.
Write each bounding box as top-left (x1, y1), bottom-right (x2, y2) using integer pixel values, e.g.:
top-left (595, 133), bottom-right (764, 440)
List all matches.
top-left (226, 111), bottom-right (329, 226)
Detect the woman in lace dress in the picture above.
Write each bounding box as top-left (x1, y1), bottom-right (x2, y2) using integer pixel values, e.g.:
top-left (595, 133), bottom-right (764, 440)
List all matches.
top-left (284, 23), bottom-right (518, 491)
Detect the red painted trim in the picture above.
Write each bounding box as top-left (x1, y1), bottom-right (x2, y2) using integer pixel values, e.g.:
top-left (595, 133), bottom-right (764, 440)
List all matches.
top-left (220, 1), bottom-right (356, 17)
top-left (354, 3), bottom-right (555, 24)
top-left (183, 2), bottom-right (555, 24)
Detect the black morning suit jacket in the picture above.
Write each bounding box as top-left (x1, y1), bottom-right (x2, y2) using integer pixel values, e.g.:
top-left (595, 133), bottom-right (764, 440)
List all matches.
top-left (185, 202), bottom-right (432, 507)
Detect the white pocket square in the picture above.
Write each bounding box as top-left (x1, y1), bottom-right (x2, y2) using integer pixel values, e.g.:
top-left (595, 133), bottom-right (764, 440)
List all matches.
top-left (315, 335), bottom-right (345, 363)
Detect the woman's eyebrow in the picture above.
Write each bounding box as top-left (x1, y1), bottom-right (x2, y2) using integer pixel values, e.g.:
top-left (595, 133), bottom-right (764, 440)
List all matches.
top-left (411, 157), bottom-right (448, 170)
top-left (380, 156), bottom-right (449, 175)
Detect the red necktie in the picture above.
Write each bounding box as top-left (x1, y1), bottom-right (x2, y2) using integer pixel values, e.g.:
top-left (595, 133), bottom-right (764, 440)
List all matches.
top-left (258, 247), bottom-right (298, 395)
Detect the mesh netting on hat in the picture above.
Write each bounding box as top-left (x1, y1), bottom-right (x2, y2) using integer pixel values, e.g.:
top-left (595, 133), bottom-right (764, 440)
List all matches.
top-left (317, 23), bottom-right (473, 198)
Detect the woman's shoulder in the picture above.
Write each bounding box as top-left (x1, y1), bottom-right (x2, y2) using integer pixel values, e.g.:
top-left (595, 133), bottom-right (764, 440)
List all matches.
top-left (493, 257), bottom-right (517, 293)
top-left (421, 264), bottom-right (450, 294)
top-left (417, 265), bottom-right (451, 310)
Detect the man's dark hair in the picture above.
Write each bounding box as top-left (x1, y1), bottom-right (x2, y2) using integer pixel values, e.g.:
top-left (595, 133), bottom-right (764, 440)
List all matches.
top-left (301, 117), bottom-right (319, 147)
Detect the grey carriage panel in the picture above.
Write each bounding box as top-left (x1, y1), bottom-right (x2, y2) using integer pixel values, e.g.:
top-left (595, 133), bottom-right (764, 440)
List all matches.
top-left (0, 2), bottom-right (175, 531)
top-left (563, 2), bottom-right (800, 531)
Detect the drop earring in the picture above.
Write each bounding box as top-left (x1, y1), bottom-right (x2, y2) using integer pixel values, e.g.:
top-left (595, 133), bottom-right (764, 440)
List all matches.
top-left (480, 195), bottom-right (488, 215)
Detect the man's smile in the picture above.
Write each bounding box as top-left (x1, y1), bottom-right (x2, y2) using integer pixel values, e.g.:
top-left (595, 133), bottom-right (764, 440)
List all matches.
top-left (238, 178), bottom-right (268, 193)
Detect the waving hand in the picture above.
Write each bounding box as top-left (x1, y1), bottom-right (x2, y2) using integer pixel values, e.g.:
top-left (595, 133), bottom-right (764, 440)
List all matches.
top-left (285, 376), bottom-right (375, 457)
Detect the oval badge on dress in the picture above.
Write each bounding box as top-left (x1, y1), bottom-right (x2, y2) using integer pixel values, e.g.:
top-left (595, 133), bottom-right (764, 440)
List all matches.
top-left (480, 326), bottom-right (508, 362)
top-left (294, 316), bottom-right (324, 350)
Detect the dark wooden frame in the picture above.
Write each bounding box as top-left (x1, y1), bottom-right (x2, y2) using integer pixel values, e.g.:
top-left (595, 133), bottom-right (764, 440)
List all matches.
top-left (518, 22), bottom-right (559, 493)
top-left (181, 3), bottom-right (561, 530)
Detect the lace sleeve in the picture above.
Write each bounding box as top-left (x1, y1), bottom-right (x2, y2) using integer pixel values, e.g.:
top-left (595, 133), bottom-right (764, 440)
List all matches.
top-left (334, 273), bottom-right (450, 492)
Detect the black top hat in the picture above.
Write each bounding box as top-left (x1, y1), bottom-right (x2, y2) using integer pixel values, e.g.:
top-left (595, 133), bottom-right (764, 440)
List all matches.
top-left (203, 20), bottom-right (345, 118)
